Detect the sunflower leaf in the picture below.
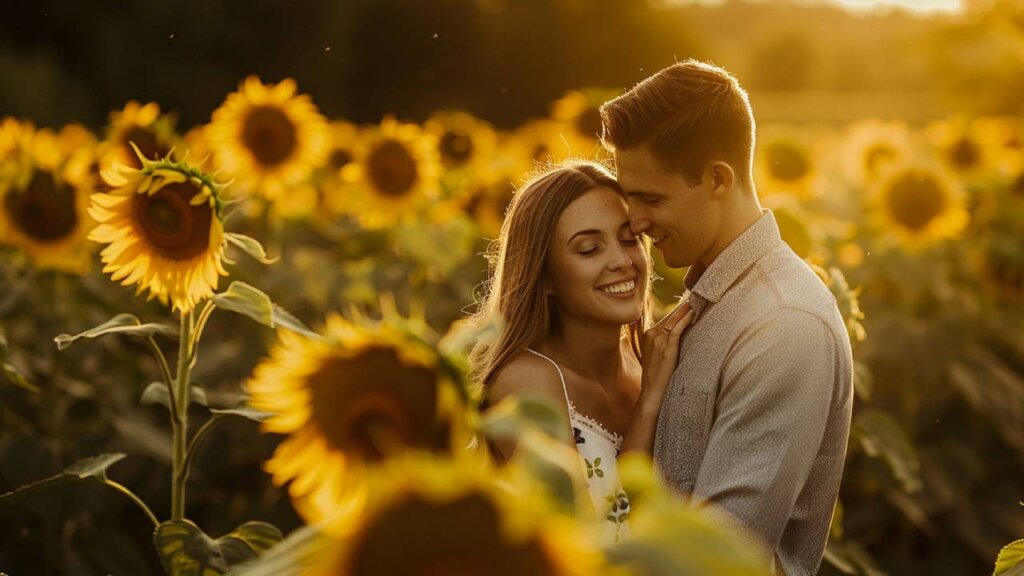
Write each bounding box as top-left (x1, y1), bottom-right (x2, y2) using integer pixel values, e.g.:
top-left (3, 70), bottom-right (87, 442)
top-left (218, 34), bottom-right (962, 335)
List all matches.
top-left (0, 453), bottom-right (126, 511)
top-left (852, 409), bottom-right (922, 493)
top-left (140, 382), bottom-right (208, 409)
top-left (225, 233), bottom-right (279, 264)
top-left (213, 282), bottom-right (319, 338)
top-left (154, 520), bottom-right (285, 576)
top-left (232, 526), bottom-right (327, 576)
top-left (480, 393), bottom-right (570, 444)
top-left (209, 406), bottom-right (273, 423)
top-left (995, 539), bottom-right (1024, 576)
top-left (54, 313), bottom-right (177, 351)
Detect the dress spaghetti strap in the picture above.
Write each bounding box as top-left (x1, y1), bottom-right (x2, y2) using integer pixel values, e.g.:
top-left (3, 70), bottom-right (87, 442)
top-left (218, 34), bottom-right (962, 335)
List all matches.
top-left (524, 348), bottom-right (573, 412)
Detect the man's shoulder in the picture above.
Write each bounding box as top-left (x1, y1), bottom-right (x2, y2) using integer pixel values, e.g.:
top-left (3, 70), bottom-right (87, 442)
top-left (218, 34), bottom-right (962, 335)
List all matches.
top-left (749, 244), bottom-right (840, 327)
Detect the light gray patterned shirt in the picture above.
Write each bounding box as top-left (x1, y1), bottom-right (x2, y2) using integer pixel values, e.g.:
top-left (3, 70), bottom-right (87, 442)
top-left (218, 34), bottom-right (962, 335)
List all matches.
top-left (654, 210), bottom-right (854, 576)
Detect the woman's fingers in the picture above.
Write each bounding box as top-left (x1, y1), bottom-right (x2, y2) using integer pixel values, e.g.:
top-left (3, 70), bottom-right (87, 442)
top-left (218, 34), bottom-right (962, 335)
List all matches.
top-left (651, 299), bottom-right (690, 333)
top-left (669, 309), bottom-right (695, 337)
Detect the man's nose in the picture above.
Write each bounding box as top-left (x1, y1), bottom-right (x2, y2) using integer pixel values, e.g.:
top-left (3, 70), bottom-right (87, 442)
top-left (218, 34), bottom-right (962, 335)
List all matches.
top-left (628, 209), bottom-right (651, 236)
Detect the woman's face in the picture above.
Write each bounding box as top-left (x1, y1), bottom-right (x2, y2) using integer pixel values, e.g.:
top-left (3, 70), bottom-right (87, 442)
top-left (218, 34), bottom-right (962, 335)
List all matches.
top-left (545, 186), bottom-right (649, 327)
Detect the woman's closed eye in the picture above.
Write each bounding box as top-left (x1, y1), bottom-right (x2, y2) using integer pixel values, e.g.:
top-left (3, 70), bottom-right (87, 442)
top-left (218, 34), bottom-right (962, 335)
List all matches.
top-left (619, 235), bottom-right (640, 247)
top-left (577, 243), bottom-right (600, 256)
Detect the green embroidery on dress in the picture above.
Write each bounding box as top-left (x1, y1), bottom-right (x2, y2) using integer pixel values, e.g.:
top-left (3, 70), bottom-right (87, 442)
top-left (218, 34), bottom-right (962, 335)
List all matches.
top-left (585, 457), bottom-right (605, 479)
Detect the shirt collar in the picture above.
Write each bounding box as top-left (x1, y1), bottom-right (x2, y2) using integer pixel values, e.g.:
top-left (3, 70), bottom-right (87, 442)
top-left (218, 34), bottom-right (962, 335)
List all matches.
top-left (683, 210), bottom-right (782, 317)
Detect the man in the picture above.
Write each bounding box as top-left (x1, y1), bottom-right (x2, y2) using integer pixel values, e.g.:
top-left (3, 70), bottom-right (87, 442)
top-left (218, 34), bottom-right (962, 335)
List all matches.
top-left (600, 60), bottom-right (854, 575)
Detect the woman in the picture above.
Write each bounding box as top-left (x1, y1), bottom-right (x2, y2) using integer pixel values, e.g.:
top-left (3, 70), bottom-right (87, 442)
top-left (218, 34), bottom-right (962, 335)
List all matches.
top-left (471, 160), bottom-right (693, 540)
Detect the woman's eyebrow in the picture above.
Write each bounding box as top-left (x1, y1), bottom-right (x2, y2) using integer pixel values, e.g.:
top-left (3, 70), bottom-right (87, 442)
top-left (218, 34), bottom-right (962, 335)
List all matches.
top-left (567, 229), bottom-right (602, 244)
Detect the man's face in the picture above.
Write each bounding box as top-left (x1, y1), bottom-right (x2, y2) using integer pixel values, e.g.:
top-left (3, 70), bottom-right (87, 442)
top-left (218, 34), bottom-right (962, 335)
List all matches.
top-left (615, 147), bottom-right (721, 269)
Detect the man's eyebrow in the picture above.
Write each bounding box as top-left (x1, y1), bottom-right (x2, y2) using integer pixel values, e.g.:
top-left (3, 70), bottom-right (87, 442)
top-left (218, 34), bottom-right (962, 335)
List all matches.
top-left (567, 229), bottom-right (602, 244)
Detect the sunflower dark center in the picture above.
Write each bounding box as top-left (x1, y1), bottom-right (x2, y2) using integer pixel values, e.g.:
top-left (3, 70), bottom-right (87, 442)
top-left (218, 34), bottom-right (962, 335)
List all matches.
top-left (575, 107), bottom-right (603, 140)
top-left (308, 347), bottom-right (448, 462)
top-left (1013, 172), bottom-right (1024, 197)
top-left (439, 131), bottom-right (474, 166)
top-left (885, 171), bottom-right (947, 231)
top-left (947, 137), bottom-right (981, 171)
top-left (766, 141), bottom-right (810, 182)
top-left (133, 181), bottom-right (212, 260)
top-left (366, 139), bottom-right (418, 198)
top-left (328, 148), bottom-right (354, 169)
top-left (121, 126), bottom-right (164, 169)
top-left (348, 493), bottom-right (556, 576)
top-left (242, 105), bottom-right (297, 167)
top-left (4, 170), bottom-right (77, 241)
top-left (531, 144), bottom-right (549, 162)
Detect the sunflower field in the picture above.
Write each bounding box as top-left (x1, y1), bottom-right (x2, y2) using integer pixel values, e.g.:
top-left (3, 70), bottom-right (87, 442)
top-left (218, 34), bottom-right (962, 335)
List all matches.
top-left (2, 1), bottom-right (1024, 575)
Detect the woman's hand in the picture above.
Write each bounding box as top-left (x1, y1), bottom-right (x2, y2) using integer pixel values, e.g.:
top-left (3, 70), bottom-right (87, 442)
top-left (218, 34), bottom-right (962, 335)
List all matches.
top-left (621, 300), bottom-right (695, 456)
top-left (640, 300), bottom-right (695, 397)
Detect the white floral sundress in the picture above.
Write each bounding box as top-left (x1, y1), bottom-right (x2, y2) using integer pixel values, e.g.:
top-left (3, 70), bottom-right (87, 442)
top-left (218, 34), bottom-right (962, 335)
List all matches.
top-left (526, 349), bottom-right (631, 542)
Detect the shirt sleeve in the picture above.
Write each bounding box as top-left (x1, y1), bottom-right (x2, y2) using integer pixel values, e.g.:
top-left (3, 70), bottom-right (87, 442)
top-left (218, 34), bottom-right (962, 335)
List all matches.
top-left (690, 307), bottom-right (838, 552)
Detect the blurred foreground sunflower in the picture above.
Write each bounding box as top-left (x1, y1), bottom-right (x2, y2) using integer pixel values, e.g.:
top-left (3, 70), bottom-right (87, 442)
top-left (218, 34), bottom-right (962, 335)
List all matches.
top-left (99, 101), bottom-right (177, 171)
top-left (338, 117), bottom-right (441, 228)
top-left (872, 164), bottom-right (968, 250)
top-left (247, 313), bottom-right (469, 525)
top-left (302, 456), bottom-right (602, 576)
top-left (0, 126), bottom-right (96, 273)
top-left (88, 148), bottom-right (229, 313)
top-left (208, 76), bottom-right (329, 199)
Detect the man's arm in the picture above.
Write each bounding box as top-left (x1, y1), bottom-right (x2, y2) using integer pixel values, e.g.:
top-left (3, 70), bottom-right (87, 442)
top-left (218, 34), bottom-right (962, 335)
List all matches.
top-left (691, 307), bottom-right (838, 551)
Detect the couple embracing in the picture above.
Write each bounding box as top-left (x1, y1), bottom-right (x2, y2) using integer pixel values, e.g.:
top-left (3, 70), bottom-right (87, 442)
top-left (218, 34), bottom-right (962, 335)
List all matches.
top-left (471, 60), bottom-right (854, 576)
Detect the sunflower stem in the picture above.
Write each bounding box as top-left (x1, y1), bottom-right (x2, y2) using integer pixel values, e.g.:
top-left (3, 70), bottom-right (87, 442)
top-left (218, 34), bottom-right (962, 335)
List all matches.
top-left (145, 335), bottom-right (178, 427)
top-left (104, 480), bottom-right (160, 528)
top-left (188, 300), bottom-right (216, 369)
top-left (182, 414), bottom-right (225, 486)
top-left (170, 310), bottom-right (194, 521)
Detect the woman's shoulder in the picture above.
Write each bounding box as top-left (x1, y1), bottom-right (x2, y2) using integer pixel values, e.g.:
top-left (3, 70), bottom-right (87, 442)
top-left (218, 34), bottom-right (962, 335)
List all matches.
top-left (487, 350), bottom-right (568, 407)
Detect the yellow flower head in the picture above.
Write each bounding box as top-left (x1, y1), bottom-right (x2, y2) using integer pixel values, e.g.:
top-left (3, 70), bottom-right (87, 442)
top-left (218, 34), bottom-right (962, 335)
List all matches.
top-left (88, 149), bottom-right (229, 313)
top-left (755, 128), bottom-right (821, 200)
top-left (338, 117), bottom-right (442, 228)
top-left (99, 101), bottom-right (178, 172)
top-left (925, 118), bottom-right (994, 179)
top-left (551, 89), bottom-right (618, 144)
top-left (0, 124), bottom-right (97, 273)
top-left (871, 163), bottom-right (969, 250)
top-left (840, 119), bottom-right (914, 187)
top-left (425, 110), bottom-right (497, 171)
top-left (302, 456), bottom-right (603, 576)
top-left (208, 76), bottom-right (330, 199)
top-left (247, 313), bottom-right (471, 525)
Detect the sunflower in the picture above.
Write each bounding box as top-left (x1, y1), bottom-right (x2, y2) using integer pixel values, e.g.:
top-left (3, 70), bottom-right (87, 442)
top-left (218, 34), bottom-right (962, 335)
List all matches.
top-left (840, 119), bottom-right (914, 187)
top-left (0, 125), bottom-right (96, 273)
top-left (871, 163), bottom-right (968, 250)
top-left (319, 121), bottom-right (362, 218)
top-left (88, 149), bottom-right (229, 313)
top-left (337, 117), bottom-right (442, 228)
top-left (755, 129), bottom-right (821, 200)
top-left (247, 313), bottom-right (470, 525)
top-left (925, 118), bottom-right (993, 179)
top-left (208, 76), bottom-right (330, 200)
top-left (99, 101), bottom-right (177, 172)
top-left (551, 89), bottom-right (619, 145)
top-left (425, 110), bottom-right (497, 172)
top-left (302, 456), bottom-right (602, 576)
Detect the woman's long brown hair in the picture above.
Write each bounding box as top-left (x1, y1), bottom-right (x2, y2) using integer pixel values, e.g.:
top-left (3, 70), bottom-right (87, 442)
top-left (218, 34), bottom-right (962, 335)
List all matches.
top-left (469, 160), bottom-right (653, 401)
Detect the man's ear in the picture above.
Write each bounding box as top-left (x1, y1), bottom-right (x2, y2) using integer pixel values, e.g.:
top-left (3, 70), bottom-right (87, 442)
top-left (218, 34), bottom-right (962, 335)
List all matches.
top-left (707, 161), bottom-right (735, 198)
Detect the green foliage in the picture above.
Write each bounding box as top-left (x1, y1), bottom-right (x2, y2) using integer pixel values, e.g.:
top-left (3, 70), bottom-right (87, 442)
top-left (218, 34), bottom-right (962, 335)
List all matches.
top-left (154, 519), bottom-right (283, 576)
top-left (852, 409), bottom-right (922, 494)
top-left (0, 453), bottom-right (126, 510)
top-left (212, 282), bottom-right (319, 339)
top-left (994, 539), bottom-right (1024, 576)
top-left (54, 313), bottom-right (177, 350)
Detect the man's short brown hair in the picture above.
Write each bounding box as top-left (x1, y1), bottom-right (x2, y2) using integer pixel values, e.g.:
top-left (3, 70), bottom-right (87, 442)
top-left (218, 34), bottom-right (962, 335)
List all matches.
top-left (600, 60), bottom-right (755, 186)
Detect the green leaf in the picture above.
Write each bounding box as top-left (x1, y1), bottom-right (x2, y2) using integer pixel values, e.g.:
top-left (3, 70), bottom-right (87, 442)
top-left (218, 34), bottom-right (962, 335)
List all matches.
top-left (853, 409), bottom-right (922, 494)
top-left (0, 453), bottom-right (126, 510)
top-left (54, 313), bottom-right (177, 351)
top-left (231, 526), bottom-right (326, 576)
top-left (2, 360), bottom-right (39, 393)
top-left (213, 282), bottom-right (320, 339)
top-left (995, 540), bottom-right (1024, 576)
top-left (606, 503), bottom-right (771, 576)
top-left (225, 232), bottom-right (279, 264)
top-left (479, 393), bottom-right (570, 444)
top-left (140, 382), bottom-right (208, 409)
top-left (852, 361), bottom-right (873, 402)
top-left (154, 520), bottom-right (284, 576)
top-left (209, 406), bottom-right (273, 423)
top-left (823, 539), bottom-right (886, 576)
